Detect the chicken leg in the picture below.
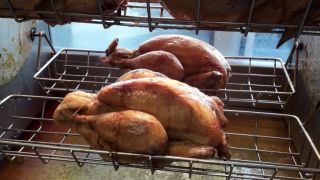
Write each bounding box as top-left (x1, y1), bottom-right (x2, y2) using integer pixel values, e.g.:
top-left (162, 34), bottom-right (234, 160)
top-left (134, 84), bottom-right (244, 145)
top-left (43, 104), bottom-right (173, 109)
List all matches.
top-left (183, 71), bottom-right (224, 90)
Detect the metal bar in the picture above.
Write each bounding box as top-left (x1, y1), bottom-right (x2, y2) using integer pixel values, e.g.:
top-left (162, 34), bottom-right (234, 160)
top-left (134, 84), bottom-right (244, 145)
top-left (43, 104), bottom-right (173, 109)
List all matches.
top-left (270, 169), bottom-right (278, 180)
top-left (285, 41), bottom-right (299, 68)
top-left (32, 146), bottom-right (48, 164)
top-left (55, 73), bottom-right (118, 80)
top-left (1, 6), bottom-right (320, 32)
top-left (0, 127), bottom-right (78, 136)
top-left (188, 160), bottom-right (193, 178)
top-left (254, 115), bottom-right (265, 175)
top-left (248, 58), bottom-right (256, 107)
top-left (17, 125), bottom-right (41, 155)
top-left (97, 0), bottom-right (109, 28)
top-left (0, 138), bottom-right (89, 148)
top-left (230, 146), bottom-right (299, 157)
top-left (5, 0), bottom-right (27, 22)
top-left (35, 77), bottom-right (112, 85)
top-left (48, 127), bottom-right (73, 161)
top-left (36, 32), bottom-right (42, 71)
top-left (285, 0), bottom-right (313, 68)
top-left (273, 61), bottom-right (284, 109)
top-left (146, 0), bottom-right (153, 32)
top-left (10, 116), bottom-right (52, 122)
top-left (227, 165), bottom-right (233, 180)
top-left (110, 152), bottom-right (119, 170)
top-left (74, 51), bottom-right (91, 90)
top-left (2, 149), bottom-right (315, 180)
top-left (226, 132), bottom-right (292, 141)
top-left (294, 0), bottom-right (313, 41)
top-left (49, 0), bottom-right (62, 24)
top-left (5, 147), bottom-right (304, 174)
top-left (0, 147), bottom-right (10, 160)
top-left (227, 158), bottom-right (303, 169)
top-left (1, 139), bottom-right (320, 173)
top-left (230, 72), bottom-right (279, 78)
top-left (127, 4), bottom-right (163, 9)
top-left (62, 64), bottom-right (119, 70)
top-left (148, 156), bottom-right (155, 174)
top-left (0, 123), bottom-right (13, 138)
top-left (34, 49), bottom-right (64, 79)
top-left (244, 0), bottom-right (255, 36)
top-left (32, 32), bottom-right (57, 54)
top-left (227, 82), bottom-right (282, 88)
top-left (71, 150), bottom-right (84, 167)
top-left (194, 0), bottom-right (201, 34)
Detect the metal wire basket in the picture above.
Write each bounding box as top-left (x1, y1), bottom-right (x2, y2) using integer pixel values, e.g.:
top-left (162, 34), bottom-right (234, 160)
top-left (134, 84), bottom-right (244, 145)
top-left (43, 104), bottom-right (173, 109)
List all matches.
top-left (0, 95), bottom-right (319, 179)
top-left (33, 49), bottom-right (295, 109)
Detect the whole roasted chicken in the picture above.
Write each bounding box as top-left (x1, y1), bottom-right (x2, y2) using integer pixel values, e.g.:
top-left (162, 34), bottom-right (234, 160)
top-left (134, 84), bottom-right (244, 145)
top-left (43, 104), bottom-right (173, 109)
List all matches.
top-left (53, 69), bottom-right (230, 165)
top-left (100, 35), bottom-right (231, 90)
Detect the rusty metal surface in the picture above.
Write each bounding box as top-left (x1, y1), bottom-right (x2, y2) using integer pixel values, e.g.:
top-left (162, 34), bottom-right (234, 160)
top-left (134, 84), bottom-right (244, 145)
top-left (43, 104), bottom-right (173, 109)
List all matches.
top-left (0, 19), bottom-right (36, 85)
top-left (0, 20), bottom-right (51, 98)
top-left (298, 35), bottom-right (320, 105)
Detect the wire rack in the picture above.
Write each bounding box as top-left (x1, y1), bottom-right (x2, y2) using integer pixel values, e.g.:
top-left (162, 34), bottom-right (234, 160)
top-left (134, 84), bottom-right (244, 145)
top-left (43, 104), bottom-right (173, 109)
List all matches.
top-left (1, 0), bottom-right (320, 37)
top-left (0, 95), bottom-right (319, 180)
top-left (33, 49), bottom-right (295, 110)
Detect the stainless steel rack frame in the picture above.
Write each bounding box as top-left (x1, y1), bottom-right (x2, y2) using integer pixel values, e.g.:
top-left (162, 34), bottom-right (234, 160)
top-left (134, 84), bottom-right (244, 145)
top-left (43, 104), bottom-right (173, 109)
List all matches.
top-left (1, 1), bottom-right (320, 37)
top-left (0, 95), bottom-right (319, 180)
top-left (33, 49), bottom-right (295, 109)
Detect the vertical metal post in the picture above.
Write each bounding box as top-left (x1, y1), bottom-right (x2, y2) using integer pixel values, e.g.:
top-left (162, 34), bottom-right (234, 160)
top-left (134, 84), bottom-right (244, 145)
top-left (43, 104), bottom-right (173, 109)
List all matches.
top-left (146, 0), bottom-right (153, 32)
top-left (6, 0), bottom-right (27, 22)
top-left (285, 0), bottom-right (312, 67)
top-left (49, 0), bottom-right (62, 24)
top-left (97, 0), bottom-right (112, 28)
top-left (244, 0), bottom-right (255, 36)
top-left (194, 0), bottom-right (201, 35)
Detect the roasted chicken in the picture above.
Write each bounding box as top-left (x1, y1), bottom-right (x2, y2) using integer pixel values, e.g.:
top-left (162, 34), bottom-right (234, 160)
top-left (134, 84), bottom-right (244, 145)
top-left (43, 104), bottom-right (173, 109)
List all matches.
top-left (159, 0), bottom-right (320, 48)
top-left (53, 69), bottom-right (230, 165)
top-left (0, 0), bottom-right (126, 25)
top-left (100, 35), bottom-right (231, 90)
top-left (116, 69), bottom-right (169, 82)
top-left (97, 78), bottom-right (226, 148)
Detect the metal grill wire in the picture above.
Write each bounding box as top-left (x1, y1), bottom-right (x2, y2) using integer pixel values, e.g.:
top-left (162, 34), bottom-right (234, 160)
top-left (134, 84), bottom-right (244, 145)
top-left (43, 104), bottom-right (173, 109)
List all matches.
top-left (33, 49), bottom-right (295, 109)
top-left (0, 95), bottom-right (319, 179)
top-left (2, 0), bottom-right (320, 36)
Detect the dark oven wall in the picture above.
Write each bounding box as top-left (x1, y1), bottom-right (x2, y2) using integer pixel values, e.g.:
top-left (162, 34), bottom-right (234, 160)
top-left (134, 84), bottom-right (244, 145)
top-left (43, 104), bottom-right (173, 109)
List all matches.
top-left (285, 35), bottom-right (320, 166)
